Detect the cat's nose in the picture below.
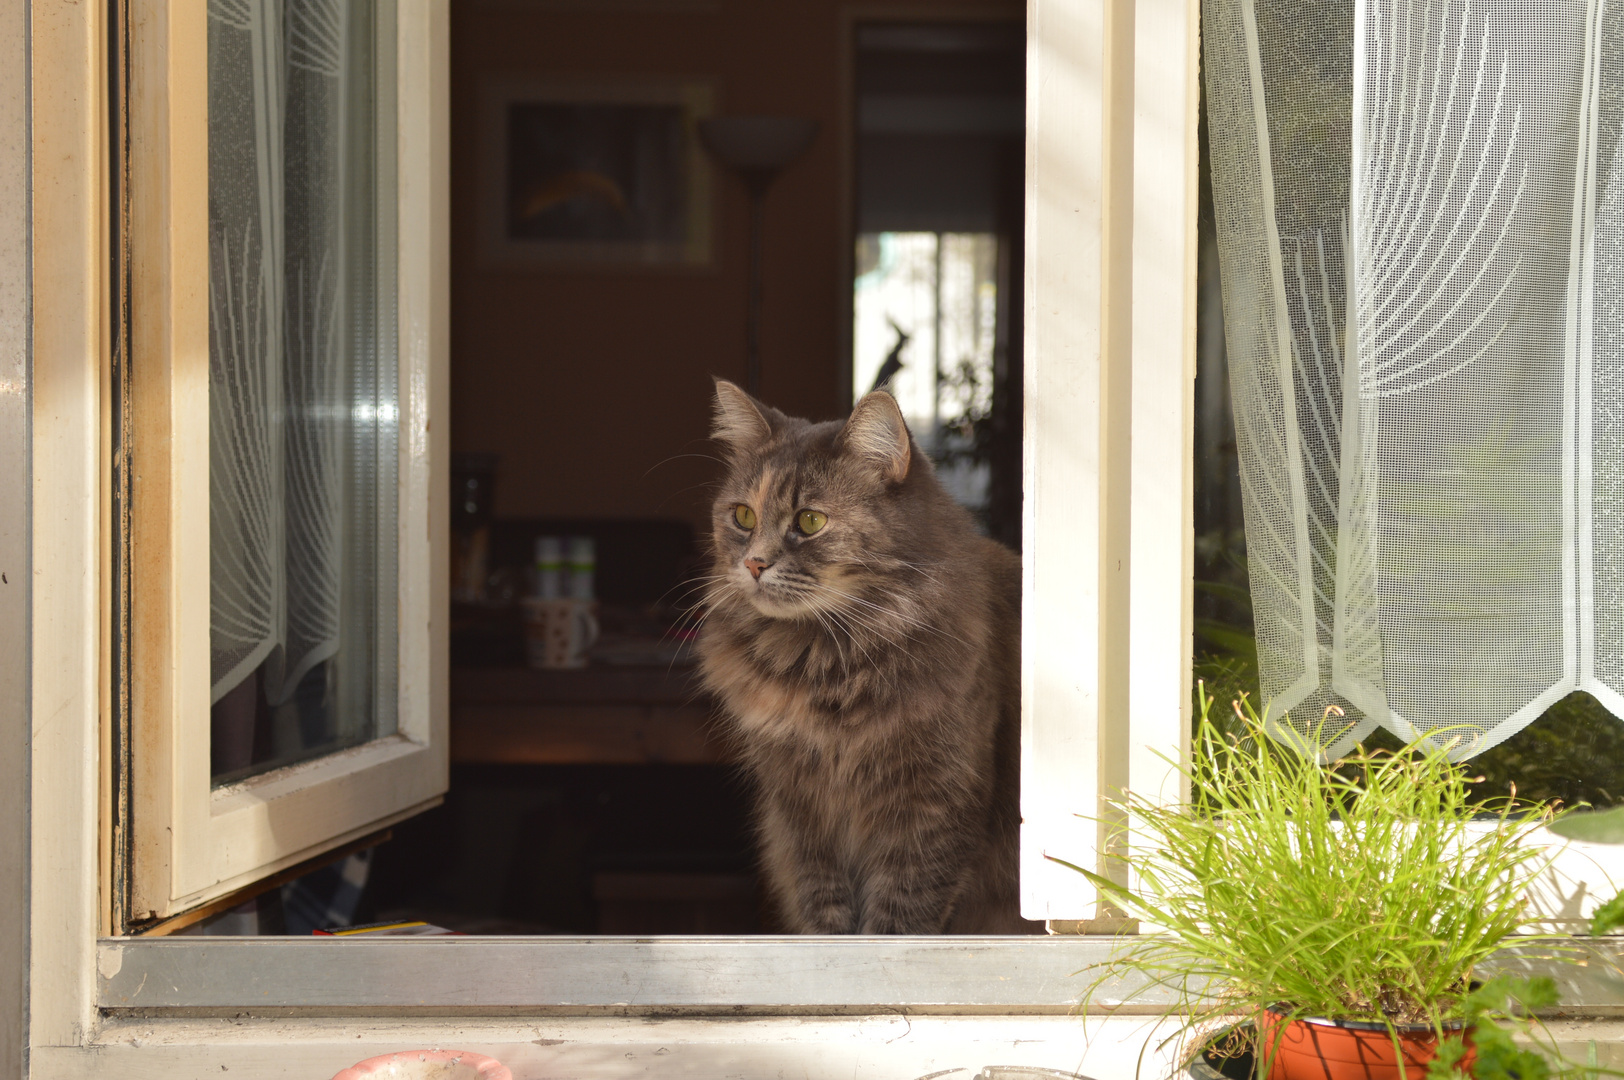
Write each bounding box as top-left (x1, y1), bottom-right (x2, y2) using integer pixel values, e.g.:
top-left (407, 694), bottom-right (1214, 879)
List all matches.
top-left (744, 557), bottom-right (772, 580)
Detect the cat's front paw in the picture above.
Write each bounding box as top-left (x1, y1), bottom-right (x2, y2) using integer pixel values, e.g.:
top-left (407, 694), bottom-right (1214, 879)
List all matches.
top-left (856, 912), bottom-right (949, 935)
top-left (794, 901), bottom-right (859, 934)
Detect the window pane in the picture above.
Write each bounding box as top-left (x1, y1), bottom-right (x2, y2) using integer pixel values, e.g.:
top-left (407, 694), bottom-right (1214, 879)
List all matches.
top-left (852, 231), bottom-right (1000, 513)
top-left (1192, 3), bottom-right (1624, 805)
top-left (207, 0), bottom-right (398, 785)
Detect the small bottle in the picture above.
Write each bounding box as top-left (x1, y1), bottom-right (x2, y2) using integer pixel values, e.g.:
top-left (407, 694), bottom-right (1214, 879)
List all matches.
top-left (534, 536), bottom-right (563, 600)
top-left (566, 536), bottom-right (596, 601)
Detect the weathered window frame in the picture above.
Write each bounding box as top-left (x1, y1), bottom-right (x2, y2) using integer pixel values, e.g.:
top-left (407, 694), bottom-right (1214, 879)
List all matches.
top-left (20, 0), bottom-right (1623, 1075)
top-left (23, 0), bottom-right (1190, 1066)
top-left (120, 0), bottom-right (449, 923)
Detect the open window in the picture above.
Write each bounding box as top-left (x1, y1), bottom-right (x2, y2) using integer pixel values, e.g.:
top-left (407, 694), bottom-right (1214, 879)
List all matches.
top-left (103, 0), bottom-right (1192, 950)
top-left (98, 0), bottom-right (1624, 954)
top-left (22, 0), bottom-right (1623, 1071)
top-left (120, 0), bottom-right (447, 925)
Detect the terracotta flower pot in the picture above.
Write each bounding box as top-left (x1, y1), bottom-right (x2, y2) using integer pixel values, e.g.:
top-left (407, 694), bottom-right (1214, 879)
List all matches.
top-left (330, 1049), bottom-right (511, 1080)
top-left (1254, 1011), bottom-right (1473, 1080)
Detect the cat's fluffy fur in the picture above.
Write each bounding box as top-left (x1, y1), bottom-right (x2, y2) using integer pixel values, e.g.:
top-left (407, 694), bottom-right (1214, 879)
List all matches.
top-left (696, 380), bottom-right (1035, 934)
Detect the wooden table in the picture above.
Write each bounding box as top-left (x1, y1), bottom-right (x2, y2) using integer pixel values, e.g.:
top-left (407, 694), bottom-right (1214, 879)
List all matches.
top-left (449, 665), bottom-right (726, 765)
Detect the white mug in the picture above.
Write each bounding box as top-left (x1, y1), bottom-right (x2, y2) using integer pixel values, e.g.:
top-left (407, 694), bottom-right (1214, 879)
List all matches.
top-left (521, 597), bottom-right (600, 670)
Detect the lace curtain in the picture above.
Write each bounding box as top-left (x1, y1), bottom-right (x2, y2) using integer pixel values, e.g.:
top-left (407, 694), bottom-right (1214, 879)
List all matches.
top-left (1206, 0), bottom-right (1624, 758)
top-left (207, 0), bottom-right (396, 780)
top-left (209, 0), bottom-right (351, 707)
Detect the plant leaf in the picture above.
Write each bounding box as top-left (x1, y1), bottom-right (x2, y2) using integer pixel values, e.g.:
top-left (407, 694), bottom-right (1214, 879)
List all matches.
top-left (1546, 805), bottom-right (1624, 844)
top-left (1591, 890), bottom-right (1624, 937)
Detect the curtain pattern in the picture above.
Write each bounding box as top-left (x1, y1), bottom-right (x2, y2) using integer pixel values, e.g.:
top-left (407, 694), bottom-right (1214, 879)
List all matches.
top-left (1206, 0), bottom-right (1624, 757)
top-left (208, 0), bottom-right (351, 707)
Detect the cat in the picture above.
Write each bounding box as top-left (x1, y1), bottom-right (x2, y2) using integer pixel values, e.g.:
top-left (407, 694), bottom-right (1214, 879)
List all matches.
top-left (695, 379), bottom-right (1037, 934)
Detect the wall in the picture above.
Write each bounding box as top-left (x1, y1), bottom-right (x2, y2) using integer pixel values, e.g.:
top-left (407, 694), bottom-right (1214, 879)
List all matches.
top-left (449, 0), bottom-right (1020, 534)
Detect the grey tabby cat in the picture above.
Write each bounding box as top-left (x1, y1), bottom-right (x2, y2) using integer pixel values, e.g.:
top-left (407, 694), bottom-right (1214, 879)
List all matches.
top-left (696, 380), bottom-right (1035, 934)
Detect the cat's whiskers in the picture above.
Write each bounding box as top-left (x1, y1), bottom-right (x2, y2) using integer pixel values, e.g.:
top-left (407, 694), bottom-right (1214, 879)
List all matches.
top-left (813, 589), bottom-right (909, 654)
top-left (666, 573), bottom-right (730, 609)
top-left (665, 575), bottom-right (733, 635)
top-left (757, 573), bottom-right (897, 666)
top-left (808, 598), bottom-right (874, 658)
top-left (824, 606), bottom-right (891, 683)
top-left (641, 451), bottom-right (727, 480)
top-left (665, 580), bottom-right (737, 675)
top-left (869, 584), bottom-right (964, 644)
top-left (801, 578), bottom-right (909, 641)
top-left (672, 578), bottom-right (742, 638)
top-left (815, 581), bottom-right (965, 647)
top-left (850, 552), bottom-right (947, 586)
top-left (804, 606), bottom-right (857, 671)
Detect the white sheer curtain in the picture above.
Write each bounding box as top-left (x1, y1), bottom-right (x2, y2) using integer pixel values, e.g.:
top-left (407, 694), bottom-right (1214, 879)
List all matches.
top-left (1206, 0), bottom-right (1624, 758)
top-left (208, 0), bottom-right (365, 710)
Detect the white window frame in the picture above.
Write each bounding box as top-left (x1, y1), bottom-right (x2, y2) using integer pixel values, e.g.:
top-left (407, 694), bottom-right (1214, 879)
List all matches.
top-left (16, 0), bottom-right (1624, 1075)
top-left (122, 0), bottom-right (449, 921)
top-left (1019, 0), bottom-right (1196, 921)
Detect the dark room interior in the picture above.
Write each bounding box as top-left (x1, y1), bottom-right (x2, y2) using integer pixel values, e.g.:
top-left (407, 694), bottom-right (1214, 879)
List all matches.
top-left (330, 0), bottom-right (1030, 935)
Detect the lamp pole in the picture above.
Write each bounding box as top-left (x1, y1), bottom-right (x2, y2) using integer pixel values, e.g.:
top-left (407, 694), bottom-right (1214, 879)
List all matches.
top-left (697, 117), bottom-right (818, 400)
top-left (743, 173), bottom-right (768, 397)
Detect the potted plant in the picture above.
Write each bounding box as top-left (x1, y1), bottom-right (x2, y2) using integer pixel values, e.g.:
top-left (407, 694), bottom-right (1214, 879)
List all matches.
top-left (1419, 797), bottom-right (1624, 1080)
top-left (1184, 973), bottom-right (1624, 1080)
top-left (1056, 690), bottom-right (1570, 1080)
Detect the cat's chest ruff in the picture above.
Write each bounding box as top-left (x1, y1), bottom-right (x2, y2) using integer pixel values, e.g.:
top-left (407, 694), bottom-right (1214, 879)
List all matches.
top-left (704, 651), bottom-right (886, 756)
top-left (718, 663), bottom-right (846, 743)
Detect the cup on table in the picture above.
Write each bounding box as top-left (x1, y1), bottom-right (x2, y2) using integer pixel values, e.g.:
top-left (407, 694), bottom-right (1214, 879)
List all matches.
top-left (521, 597), bottom-right (600, 669)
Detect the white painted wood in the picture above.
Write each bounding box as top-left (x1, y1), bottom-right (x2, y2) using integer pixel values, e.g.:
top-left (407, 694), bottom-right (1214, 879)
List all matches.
top-left (29, 0), bottom-right (105, 1048)
top-left (33, 1014), bottom-right (1624, 1080)
top-left (396, 0), bottom-right (452, 773)
top-left (21, 0), bottom-right (1613, 1069)
top-left (1126, 0), bottom-right (1198, 818)
top-left (1022, 0), bottom-right (1198, 918)
top-left (1020, 0), bottom-right (1117, 922)
top-left (125, 0), bottom-right (451, 918)
top-left (126, 0), bottom-right (208, 923)
top-left (0, 0), bottom-right (28, 1071)
top-left (33, 1015), bottom-right (1189, 1080)
top-left (96, 937), bottom-right (1158, 1010)
top-left (93, 936), bottom-right (1624, 1013)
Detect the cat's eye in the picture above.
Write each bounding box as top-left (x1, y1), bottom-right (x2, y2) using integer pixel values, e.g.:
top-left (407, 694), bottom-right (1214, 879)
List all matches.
top-left (734, 504), bottom-right (757, 530)
top-left (796, 509), bottom-right (827, 535)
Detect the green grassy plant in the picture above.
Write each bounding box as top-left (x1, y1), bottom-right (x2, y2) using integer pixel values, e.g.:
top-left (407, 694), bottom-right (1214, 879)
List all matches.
top-left (1056, 689), bottom-right (1570, 1068)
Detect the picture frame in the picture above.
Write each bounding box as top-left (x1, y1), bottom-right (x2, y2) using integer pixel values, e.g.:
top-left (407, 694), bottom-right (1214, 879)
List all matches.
top-left (479, 77), bottom-right (715, 269)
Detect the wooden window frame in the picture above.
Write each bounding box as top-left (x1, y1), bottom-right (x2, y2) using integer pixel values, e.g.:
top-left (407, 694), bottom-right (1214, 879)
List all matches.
top-left (120, 0), bottom-right (450, 922)
top-left (20, 0), bottom-right (1622, 1074)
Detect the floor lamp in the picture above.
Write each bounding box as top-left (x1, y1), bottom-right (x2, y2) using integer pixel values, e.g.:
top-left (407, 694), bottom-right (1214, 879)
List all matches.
top-left (698, 116), bottom-right (818, 399)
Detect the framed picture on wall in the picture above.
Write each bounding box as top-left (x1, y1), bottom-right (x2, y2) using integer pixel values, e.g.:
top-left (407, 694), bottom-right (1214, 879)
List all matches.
top-left (479, 78), bottom-right (715, 268)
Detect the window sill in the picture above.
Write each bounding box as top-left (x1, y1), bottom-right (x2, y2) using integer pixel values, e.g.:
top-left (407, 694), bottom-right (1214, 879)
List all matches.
top-left (97, 936), bottom-right (1142, 1015)
top-left (96, 936), bottom-right (1624, 1016)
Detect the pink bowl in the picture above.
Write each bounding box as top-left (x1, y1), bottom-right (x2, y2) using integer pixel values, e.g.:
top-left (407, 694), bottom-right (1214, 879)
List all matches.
top-left (331, 1050), bottom-right (511, 1080)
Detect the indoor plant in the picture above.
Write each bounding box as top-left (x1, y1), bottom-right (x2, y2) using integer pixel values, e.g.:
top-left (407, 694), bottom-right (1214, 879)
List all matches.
top-left (1057, 689), bottom-right (1569, 1080)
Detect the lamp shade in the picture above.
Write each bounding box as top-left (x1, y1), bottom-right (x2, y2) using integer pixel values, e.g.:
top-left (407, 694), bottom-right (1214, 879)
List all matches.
top-left (697, 116), bottom-right (818, 175)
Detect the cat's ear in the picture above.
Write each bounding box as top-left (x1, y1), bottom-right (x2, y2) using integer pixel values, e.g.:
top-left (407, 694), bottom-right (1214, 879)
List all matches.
top-left (839, 390), bottom-right (911, 483)
top-left (711, 379), bottom-right (773, 450)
